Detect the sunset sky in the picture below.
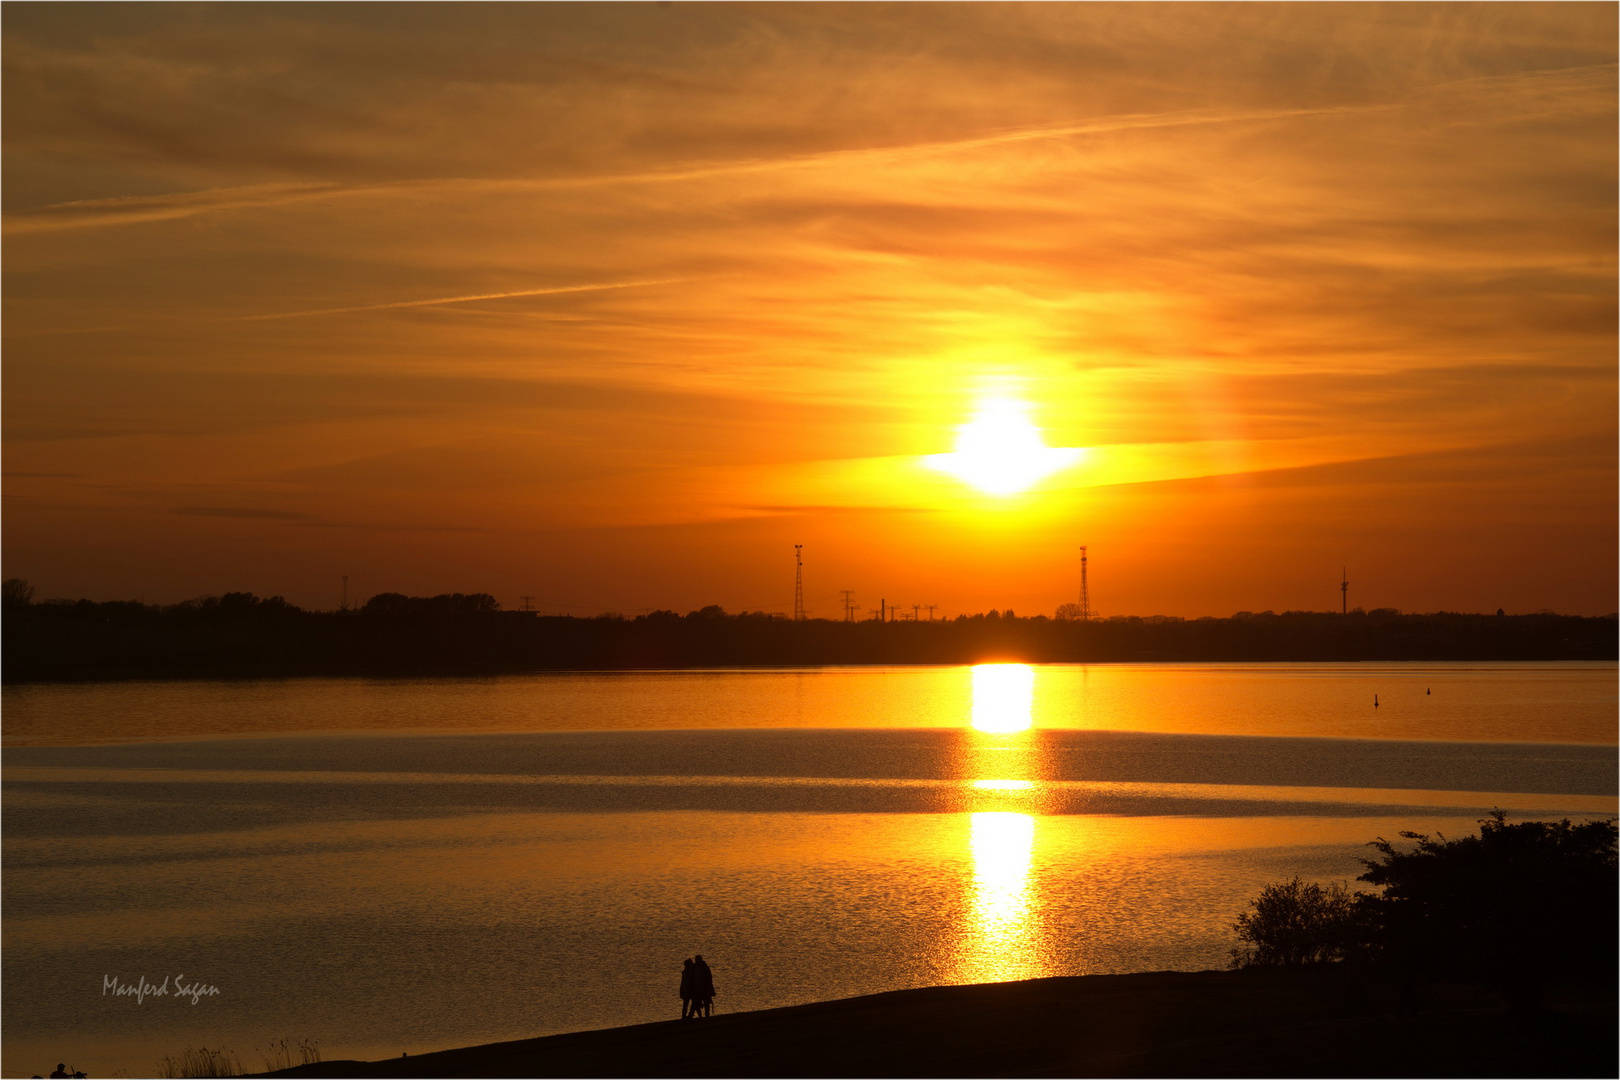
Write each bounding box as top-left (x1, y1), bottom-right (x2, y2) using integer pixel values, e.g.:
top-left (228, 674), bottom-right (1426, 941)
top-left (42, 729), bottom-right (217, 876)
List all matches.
top-left (5, 3), bottom-right (1615, 617)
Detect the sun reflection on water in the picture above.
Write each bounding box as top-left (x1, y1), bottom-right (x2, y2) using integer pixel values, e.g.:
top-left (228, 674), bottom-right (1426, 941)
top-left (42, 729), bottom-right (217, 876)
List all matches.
top-left (955, 663), bottom-right (1048, 984)
top-left (964, 810), bottom-right (1040, 983)
top-left (971, 663), bottom-right (1034, 733)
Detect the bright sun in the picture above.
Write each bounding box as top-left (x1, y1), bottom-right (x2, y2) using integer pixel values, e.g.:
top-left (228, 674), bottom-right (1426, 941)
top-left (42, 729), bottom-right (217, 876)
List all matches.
top-left (926, 397), bottom-right (1084, 496)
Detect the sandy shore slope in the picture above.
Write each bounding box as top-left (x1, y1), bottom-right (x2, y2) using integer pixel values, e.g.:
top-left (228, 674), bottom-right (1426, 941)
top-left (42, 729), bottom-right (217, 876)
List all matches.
top-left (260, 967), bottom-right (1616, 1078)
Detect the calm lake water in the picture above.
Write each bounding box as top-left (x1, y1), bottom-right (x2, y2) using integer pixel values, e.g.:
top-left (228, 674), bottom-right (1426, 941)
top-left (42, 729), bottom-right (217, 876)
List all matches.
top-left (3, 663), bottom-right (1615, 1078)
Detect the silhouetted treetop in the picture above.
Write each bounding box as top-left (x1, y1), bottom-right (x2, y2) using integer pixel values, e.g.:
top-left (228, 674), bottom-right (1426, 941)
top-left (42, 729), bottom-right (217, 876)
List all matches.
top-left (361, 592), bottom-right (500, 617)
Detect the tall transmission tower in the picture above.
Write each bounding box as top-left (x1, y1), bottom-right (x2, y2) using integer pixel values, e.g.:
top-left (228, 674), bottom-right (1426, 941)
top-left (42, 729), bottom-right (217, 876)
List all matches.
top-left (519, 595), bottom-right (535, 612)
top-left (839, 590), bottom-right (856, 622)
top-left (1078, 546), bottom-right (1092, 620)
top-left (924, 604), bottom-right (938, 621)
top-left (1341, 567), bottom-right (1348, 615)
top-left (911, 603), bottom-right (920, 621)
top-left (793, 545), bottom-right (806, 621)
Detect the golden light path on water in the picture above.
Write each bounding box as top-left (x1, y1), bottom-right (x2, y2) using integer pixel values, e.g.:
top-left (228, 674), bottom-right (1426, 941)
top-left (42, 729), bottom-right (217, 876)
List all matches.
top-left (967, 811), bottom-right (1038, 978)
top-left (960, 663), bottom-right (1045, 984)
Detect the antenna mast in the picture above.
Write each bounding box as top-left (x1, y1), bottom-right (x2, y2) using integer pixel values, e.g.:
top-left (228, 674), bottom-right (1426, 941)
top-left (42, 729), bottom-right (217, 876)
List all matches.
top-left (1078, 546), bottom-right (1091, 620)
top-left (1341, 567), bottom-right (1348, 615)
top-left (793, 545), bottom-right (806, 621)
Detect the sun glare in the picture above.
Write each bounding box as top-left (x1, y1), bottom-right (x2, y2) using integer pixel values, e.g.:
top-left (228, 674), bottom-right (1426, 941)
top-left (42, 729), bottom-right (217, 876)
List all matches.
top-left (927, 397), bottom-right (1084, 497)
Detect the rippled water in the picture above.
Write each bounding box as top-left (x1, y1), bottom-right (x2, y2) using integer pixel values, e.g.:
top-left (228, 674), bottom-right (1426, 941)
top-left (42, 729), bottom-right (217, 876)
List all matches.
top-left (2, 663), bottom-right (1614, 1078)
top-left (6, 662), bottom-right (1615, 745)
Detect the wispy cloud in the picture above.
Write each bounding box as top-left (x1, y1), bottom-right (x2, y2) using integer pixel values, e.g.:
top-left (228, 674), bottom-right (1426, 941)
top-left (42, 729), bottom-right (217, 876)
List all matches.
top-left (8, 61), bottom-right (1602, 237)
top-left (0, 103), bottom-right (1402, 237)
top-left (2, 182), bottom-right (350, 235)
top-left (171, 506), bottom-right (312, 521)
top-left (237, 279), bottom-right (688, 322)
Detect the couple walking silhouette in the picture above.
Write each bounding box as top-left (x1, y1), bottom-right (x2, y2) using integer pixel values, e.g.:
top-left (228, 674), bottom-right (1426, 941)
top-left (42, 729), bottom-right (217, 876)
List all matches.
top-left (679, 955), bottom-right (715, 1020)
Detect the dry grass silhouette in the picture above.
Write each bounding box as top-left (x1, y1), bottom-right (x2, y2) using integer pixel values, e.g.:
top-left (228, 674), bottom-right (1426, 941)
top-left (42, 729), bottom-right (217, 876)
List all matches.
top-left (154, 1046), bottom-right (241, 1078)
top-left (258, 1037), bottom-right (323, 1073)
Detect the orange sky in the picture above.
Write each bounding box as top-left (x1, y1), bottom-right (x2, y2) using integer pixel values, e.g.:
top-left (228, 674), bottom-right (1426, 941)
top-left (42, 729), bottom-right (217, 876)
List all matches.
top-left (4, 4), bottom-right (1616, 617)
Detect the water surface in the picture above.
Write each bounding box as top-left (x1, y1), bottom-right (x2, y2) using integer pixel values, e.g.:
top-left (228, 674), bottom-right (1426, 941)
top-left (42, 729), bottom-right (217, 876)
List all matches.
top-left (3, 663), bottom-right (1613, 1078)
top-left (6, 662), bottom-right (1614, 745)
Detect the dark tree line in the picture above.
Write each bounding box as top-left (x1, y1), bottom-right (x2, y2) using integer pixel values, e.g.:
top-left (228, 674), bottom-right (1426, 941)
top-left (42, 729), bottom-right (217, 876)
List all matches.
top-left (3, 579), bottom-right (1614, 682)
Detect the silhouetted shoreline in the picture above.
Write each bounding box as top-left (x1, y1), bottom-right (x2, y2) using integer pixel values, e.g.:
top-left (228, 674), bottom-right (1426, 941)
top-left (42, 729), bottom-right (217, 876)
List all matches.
top-left (253, 968), bottom-right (1616, 1078)
top-left (4, 592), bottom-right (1614, 683)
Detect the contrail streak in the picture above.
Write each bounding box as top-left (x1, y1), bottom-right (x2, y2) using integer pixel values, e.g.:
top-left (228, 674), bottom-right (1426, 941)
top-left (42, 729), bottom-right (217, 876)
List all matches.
top-left (239, 278), bottom-right (684, 321)
top-left (3, 102), bottom-right (1407, 236)
top-left (7, 64), bottom-right (1606, 236)
top-left (2, 183), bottom-right (349, 236)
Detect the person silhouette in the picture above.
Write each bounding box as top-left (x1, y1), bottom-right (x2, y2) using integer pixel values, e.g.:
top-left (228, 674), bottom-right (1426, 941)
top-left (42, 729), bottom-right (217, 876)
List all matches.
top-left (50, 1067), bottom-right (66, 1079)
top-left (692, 954), bottom-right (715, 1018)
top-left (679, 957), bottom-right (696, 1020)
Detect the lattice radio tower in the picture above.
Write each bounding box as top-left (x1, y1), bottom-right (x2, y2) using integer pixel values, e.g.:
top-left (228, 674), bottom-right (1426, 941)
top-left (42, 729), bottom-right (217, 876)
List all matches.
top-left (1078, 545), bottom-right (1092, 620)
top-left (793, 545), bottom-right (806, 621)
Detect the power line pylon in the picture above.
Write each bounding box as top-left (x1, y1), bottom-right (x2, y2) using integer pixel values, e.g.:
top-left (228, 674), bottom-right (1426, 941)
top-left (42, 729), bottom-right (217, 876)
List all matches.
top-left (1341, 567), bottom-right (1348, 615)
top-left (1078, 546), bottom-right (1092, 620)
top-left (793, 545), bottom-right (806, 621)
top-left (924, 604), bottom-right (938, 620)
top-left (839, 590), bottom-right (856, 622)
top-left (519, 595), bottom-right (534, 612)
top-left (911, 603), bottom-right (920, 621)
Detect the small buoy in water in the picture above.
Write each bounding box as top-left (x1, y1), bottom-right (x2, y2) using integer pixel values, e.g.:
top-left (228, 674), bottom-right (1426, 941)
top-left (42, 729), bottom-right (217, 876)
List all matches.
top-left (1426, 688), bottom-right (1431, 695)
top-left (1374, 694), bottom-right (1379, 708)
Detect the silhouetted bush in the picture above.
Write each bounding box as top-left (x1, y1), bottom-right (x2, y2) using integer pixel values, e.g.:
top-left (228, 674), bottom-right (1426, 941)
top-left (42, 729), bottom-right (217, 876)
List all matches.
top-left (1230, 813), bottom-right (1617, 1007)
top-left (1230, 877), bottom-right (1363, 967)
top-left (1358, 811), bottom-right (1617, 1003)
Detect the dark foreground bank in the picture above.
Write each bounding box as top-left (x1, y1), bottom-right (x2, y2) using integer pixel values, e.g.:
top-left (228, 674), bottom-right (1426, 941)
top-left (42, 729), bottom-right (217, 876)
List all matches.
top-left (6, 590), bottom-right (1615, 681)
top-left (258, 968), bottom-right (1617, 1079)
